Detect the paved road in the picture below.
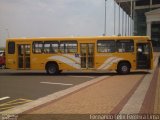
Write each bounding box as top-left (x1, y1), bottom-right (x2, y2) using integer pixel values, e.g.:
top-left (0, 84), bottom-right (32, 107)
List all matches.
top-left (0, 69), bottom-right (149, 112)
top-left (0, 69), bottom-right (115, 111)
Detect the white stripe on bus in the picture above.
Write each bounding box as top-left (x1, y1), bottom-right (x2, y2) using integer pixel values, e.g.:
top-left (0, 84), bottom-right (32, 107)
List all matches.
top-left (98, 57), bottom-right (117, 69)
top-left (48, 56), bottom-right (80, 69)
top-left (63, 54), bottom-right (80, 63)
top-left (103, 58), bottom-right (123, 69)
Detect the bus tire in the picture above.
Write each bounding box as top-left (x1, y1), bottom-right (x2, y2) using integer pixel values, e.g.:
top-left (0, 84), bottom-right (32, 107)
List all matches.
top-left (117, 62), bottom-right (130, 74)
top-left (46, 63), bottom-right (59, 75)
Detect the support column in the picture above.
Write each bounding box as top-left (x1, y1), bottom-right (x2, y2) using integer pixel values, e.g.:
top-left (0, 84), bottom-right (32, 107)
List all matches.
top-left (122, 10), bottom-right (124, 36)
top-left (114, 0), bottom-right (116, 35)
top-left (130, 0), bottom-right (133, 36)
top-left (147, 21), bottom-right (152, 37)
top-left (118, 2), bottom-right (121, 35)
top-left (133, 1), bottom-right (135, 35)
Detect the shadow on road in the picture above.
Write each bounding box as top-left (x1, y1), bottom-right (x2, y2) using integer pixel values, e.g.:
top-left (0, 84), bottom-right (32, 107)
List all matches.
top-left (0, 71), bottom-right (150, 77)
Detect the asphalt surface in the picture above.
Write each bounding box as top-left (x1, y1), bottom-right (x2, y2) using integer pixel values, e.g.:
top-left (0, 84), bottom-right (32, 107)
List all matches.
top-left (0, 69), bottom-right (113, 111)
top-left (0, 69), bottom-right (150, 112)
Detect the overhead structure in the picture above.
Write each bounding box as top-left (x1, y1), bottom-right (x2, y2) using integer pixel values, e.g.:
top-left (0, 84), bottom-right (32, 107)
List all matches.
top-left (115, 0), bottom-right (160, 16)
top-left (115, 0), bottom-right (132, 16)
top-left (115, 0), bottom-right (160, 51)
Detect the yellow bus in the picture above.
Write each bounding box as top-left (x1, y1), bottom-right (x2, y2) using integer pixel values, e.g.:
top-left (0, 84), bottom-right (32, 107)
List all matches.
top-left (6, 36), bottom-right (153, 74)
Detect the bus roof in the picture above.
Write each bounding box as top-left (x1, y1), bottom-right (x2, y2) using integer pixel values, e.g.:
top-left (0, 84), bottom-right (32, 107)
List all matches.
top-left (7, 36), bottom-right (150, 41)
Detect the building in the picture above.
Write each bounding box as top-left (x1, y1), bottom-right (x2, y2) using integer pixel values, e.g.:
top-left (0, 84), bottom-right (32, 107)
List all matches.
top-left (115, 0), bottom-right (160, 51)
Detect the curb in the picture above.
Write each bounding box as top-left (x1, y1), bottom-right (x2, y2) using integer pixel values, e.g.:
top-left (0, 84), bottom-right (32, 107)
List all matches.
top-left (139, 62), bottom-right (159, 113)
top-left (0, 76), bottom-right (109, 114)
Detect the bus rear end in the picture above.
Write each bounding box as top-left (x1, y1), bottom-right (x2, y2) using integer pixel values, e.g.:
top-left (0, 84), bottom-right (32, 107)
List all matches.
top-left (6, 39), bottom-right (32, 70)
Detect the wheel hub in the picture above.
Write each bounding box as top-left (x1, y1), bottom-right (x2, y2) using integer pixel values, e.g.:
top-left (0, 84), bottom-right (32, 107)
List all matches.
top-left (122, 66), bottom-right (128, 72)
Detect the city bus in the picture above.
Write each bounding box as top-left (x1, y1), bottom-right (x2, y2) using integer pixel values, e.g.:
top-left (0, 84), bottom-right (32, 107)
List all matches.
top-left (6, 36), bottom-right (153, 74)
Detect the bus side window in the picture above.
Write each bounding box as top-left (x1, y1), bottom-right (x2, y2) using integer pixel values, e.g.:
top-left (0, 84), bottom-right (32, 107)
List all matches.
top-left (60, 43), bottom-right (65, 53)
top-left (60, 41), bottom-right (77, 53)
top-left (33, 41), bottom-right (43, 54)
top-left (8, 41), bottom-right (15, 54)
top-left (97, 40), bottom-right (116, 53)
top-left (51, 42), bottom-right (59, 53)
top-left (44, 43), bottom-right (50, 53)
top-left (44, 41), bottom-right (59, 54)
top-left (117, 40), bottom-right (134, 52)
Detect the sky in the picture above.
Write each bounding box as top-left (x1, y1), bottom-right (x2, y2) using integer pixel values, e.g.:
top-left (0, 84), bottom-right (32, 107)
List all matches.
top-left (0, 0), bottom-right (131, 47)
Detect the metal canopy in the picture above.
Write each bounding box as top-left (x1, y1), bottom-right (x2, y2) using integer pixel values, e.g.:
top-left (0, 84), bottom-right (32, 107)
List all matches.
top-left (115, 0), bottom-right (133, 15)
top-left (115, 0), bottom-right (160, 16)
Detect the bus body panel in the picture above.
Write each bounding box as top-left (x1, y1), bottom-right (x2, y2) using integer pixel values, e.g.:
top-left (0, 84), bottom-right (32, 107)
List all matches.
top-left (6, 41), bottom-right (17, 69)
top-left (6, 36), bottom-right (153, 73)
top-left (42, 53), bottom-right (80, 71)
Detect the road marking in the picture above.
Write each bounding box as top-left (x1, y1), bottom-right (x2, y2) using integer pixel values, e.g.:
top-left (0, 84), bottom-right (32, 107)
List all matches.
top-left (0, 98), bottom-right (32, 106)
top-left (0, 106), bottom-right (16, 111)
top-left (69, 76), bottom-right (95, 79)
top-left (40, 82), bottom-right (73, 86)
top-left (0, 101), bottom-right (32, 107)
top-left (0, 98), bottom-right (33, 112)
top-left (18, 98), bottom-right (33, 102)
top-left (0, 97), bottom-right (10, 101)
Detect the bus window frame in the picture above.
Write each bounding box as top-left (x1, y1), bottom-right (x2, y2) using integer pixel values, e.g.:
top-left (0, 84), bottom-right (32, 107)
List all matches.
top-left (116, 39), bottom-right (134, 53)
top-left (8, 41), bottom-right (15, 54)
top-left (97, 40), bottom-right (116, 53)
top-left (32, 41), bottom-right (44, 54)
top-left (43, 41), bottom-right (59, 54)
top-left (60, 40), bottom-right (78, 53)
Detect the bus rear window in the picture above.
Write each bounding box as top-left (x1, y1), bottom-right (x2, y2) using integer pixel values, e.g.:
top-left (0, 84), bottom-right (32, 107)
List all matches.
top-left (8, 42), bottom-right (15, 54)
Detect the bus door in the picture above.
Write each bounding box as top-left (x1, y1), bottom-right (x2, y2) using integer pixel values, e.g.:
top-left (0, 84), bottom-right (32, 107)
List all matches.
top-left (80, 43), bottom-right (94, 69)
top-left (136, 43), bottom-right (151, 69)
top-left (18, 44), bottom-right (30, 69)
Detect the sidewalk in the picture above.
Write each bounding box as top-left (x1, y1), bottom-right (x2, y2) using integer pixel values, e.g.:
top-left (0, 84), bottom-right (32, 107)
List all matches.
top-left (154, 60), bottom-right (160, 113)
top-left (26, 75), bottom-right (143, 114)
top-left (155, 52), bottom-right (160, 113)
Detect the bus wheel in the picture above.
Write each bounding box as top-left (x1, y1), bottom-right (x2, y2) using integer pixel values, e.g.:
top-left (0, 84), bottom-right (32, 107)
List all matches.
top-left (117, 63), bottom-right (130, 74)
top-left (46, 63), bottom-right (58, 75)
